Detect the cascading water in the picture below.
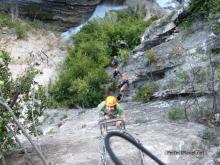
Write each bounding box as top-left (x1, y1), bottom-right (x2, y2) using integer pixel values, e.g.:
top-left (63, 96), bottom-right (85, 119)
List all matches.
top-left (155, 0), bottom-right (189, 8)
top-left (156, 0), bottom-right (177, 8)
top-left (61, 0), bottom-right (188, 39)
top-left (61, 1), bottom-right (127, 39)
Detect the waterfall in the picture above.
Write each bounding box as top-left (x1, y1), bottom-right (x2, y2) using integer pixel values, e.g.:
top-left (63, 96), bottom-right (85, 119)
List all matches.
top-left (155, 0), bottom-right (177, 8)
top-left (155, 0), bottom-right (190, 8)
top-left (61, 1), bottom-right (127, 39)
top-left (61, 0), bottom-right (187, 39)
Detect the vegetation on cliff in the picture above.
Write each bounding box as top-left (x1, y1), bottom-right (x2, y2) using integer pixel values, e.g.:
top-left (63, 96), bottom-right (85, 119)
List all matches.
top-left (0, 12), bottom-right (44, 39)
top-left (0, 50), bottom-right (47, 154)
top-left (178, 0), bottom-right (220, 34)
top-left (49, 8), bottom-right (157, 108)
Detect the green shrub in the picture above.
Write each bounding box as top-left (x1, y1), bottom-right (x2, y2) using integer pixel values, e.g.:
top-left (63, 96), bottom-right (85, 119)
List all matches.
top-left (74, 8), bottom-right (157, 55)
top-left (177, 0), bottom-right (220, 34)
top-left (188, 0), bottom-right (211, 20)
top-left (146, 49), bottom-right (157, 64)
top-left (0, 12), bottom-right (43, 39)
top-left (15, 24), bottom-right (27, 39)
top-left (0, 13), bottom-right (27, 38)
top-left (29, 19), bottom-right (45, 29)
top-left (135, 82), bottom-right (158, 102)
top-left (118, 48), bottom-right (129, 64)
top-left (176, 71), bottom-right (189, 82)
top-left (168, 107), bottom-right (184, 120)
top-left (49, 66), bottom-right (108, 108)
top-left (217, 69), bottom-right (220, 79)
top-left (0, 50), bottom-right (11, 64)
top-left (50, 8), bottom-right (157, 108)
top-left (75, 41), bottom-right (110, 66)
top-left (176, 0), bottom-right (214, 24)
top-left (115, 7), bottom-right (135, 20)
top-left (0, 13), bottom-right (14, 28)
top-left (0, 50), bottom-right (47, 152)
top-left (214, 23), bottom-right (220, 35)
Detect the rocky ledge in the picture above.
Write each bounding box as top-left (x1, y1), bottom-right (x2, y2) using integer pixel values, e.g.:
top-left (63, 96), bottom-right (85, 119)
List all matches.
top-left (0, 0), bottom-right (103, 31)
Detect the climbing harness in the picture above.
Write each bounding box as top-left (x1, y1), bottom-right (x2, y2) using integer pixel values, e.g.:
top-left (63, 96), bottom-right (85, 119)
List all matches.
top-left (98, 119), bottom-right (147, 165)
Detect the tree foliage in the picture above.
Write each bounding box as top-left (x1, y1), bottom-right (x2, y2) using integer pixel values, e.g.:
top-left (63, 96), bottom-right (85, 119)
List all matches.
top-left (49, 8), bottom-right (157, 108)
top-left (0, 50), bottom-right (47, 153)
top-left (177, 0), bottom-right (220, 34)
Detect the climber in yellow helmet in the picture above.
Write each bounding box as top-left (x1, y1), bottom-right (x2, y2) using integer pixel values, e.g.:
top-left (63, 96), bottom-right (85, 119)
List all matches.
top-left (98, 96), bottom-right (126, 127)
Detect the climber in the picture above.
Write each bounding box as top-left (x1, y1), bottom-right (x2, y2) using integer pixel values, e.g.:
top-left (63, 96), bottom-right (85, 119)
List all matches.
top-left (113, 66), bottom-right (122, 81)
top-left (117, 75), bottom-right (129, 101)
top-left (98, 96), bottom-right (126, 128)
top-left (112, 56), bottom-right (120, 68)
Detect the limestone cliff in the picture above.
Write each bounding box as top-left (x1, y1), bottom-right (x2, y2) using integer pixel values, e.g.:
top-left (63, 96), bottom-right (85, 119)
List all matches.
top-left (3, 1), bottom-right (220, 165)
top-left (0, 0), bottom-right (102, 31)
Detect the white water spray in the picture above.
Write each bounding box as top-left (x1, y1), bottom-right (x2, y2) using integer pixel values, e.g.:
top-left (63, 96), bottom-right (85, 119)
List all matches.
top-left (155, 0), bottom-right (177, 8)
top-left (61, 3), bottom-right (127, 39)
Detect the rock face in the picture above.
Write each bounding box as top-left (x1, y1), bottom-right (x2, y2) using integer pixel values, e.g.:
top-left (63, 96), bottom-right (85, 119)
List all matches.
top-left (121, 0), bottom-right (220, 104)
top-left (125, 0), bottom-right (165, 18)
top-left (4, 0), bottom-right (220, 164)
top-left (5, 101), bottom-right (215, 165)
top-left (0, 27), bottom-right (67, 85)
top-left (0, 0), bottom-right (102, 31)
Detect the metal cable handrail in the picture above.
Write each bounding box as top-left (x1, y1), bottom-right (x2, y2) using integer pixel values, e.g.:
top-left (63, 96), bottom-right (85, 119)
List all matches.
top-left (104, 131), bottom-right (166, 165)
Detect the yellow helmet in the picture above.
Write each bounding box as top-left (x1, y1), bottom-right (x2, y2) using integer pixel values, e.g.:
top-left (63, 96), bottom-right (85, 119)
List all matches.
top-left (105, 96), bottom-right (117, 107)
